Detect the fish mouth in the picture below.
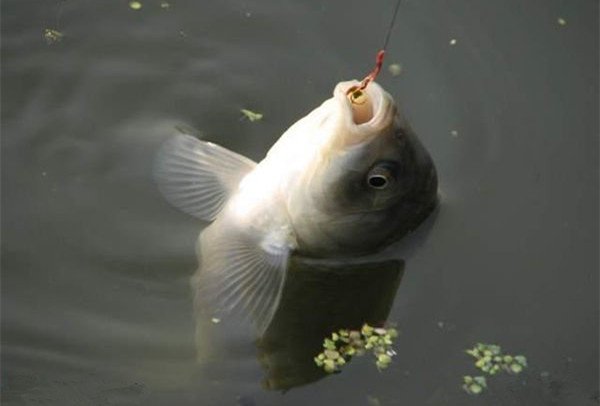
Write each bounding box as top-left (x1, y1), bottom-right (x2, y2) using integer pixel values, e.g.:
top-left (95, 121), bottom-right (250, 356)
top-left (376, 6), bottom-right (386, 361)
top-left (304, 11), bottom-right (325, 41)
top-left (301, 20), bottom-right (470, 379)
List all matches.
top-left (334, 80), bottom-right (396, 134)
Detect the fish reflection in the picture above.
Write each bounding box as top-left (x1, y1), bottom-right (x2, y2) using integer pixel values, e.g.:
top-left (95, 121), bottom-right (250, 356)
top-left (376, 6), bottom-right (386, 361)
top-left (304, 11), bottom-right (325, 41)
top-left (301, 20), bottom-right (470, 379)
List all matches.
top-left (257, 256), bottom-right (404, 391)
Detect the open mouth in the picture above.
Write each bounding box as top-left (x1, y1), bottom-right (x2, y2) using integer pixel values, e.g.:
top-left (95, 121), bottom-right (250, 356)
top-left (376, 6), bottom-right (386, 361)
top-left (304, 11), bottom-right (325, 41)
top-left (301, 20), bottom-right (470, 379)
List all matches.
top-left (349, 90), bottom-right (376, 124)
top-left (335, 81), bottom-right (391, 129)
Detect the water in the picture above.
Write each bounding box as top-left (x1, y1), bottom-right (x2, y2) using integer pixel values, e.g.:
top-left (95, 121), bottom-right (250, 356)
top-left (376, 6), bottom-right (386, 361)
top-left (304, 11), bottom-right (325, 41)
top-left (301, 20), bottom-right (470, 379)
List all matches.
top-left (2, 0), bottom-right (598, 404)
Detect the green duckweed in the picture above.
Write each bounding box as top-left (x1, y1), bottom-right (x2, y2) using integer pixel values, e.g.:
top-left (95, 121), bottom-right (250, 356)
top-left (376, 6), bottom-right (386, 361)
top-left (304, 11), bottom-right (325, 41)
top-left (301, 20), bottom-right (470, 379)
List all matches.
top-left (43, 29), bottom-right (64, 45)
top-left (129, 1), bottom-right (142, 10)
top-left (463, 342), bottom-right (528, 395)
top-left (462, 375), bottom-right (487, 395)
top-left (240, 109), bottom-right (263, 122)
top-left (314, 323), bottom-right (398, 374)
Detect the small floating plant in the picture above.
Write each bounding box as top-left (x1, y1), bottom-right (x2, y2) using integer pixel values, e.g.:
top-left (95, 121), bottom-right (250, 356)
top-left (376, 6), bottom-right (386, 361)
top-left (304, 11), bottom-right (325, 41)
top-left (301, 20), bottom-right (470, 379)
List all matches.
top-left (43, 28), bottom-right (64, 45)
top-left (462, 343), bottom-right (528, 395)
top-left (314, 324), bottom-right (398, 374)
top-left (240, 108), bottom-right (264, 122)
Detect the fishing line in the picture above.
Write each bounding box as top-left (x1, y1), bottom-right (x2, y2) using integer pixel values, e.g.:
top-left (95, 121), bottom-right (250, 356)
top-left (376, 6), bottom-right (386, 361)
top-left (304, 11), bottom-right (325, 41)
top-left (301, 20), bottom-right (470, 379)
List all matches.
top-left (381, 0), bottom-right (403, 51)
top-left (346, 0), bottom-right (403, 103)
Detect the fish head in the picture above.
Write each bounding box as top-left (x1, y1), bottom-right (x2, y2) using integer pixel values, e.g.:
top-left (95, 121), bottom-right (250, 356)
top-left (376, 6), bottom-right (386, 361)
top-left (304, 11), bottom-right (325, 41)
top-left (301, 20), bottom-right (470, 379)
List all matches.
top-left (287, 80), bottom-right (438, 257)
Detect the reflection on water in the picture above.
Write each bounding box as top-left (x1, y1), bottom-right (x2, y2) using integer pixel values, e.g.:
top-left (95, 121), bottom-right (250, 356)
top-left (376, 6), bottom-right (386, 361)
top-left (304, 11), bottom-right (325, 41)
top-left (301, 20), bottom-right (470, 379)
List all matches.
top-left (258, 257), bottom-right (404, 390)
top-left (190, 255), bottom-right (407, 393)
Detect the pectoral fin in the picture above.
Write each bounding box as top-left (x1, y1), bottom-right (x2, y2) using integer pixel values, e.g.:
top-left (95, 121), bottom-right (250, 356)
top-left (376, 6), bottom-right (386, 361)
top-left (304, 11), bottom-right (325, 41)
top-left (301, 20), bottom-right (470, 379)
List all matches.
top-left (193, 220), bottom-right (290, 334)
top-left (154, 134), bottom-right (257, 221)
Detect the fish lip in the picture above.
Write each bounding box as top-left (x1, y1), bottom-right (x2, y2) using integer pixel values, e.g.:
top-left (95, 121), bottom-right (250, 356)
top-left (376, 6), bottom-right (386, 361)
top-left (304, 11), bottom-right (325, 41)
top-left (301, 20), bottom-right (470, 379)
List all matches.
top-left (333, 80), bottom-right (395, 134)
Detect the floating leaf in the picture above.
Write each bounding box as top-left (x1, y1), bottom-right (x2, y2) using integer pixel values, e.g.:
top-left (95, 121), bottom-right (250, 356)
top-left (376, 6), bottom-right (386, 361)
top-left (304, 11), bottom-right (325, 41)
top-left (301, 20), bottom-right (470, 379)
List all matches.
top-left (388, 63), bottom-right (402, 77)
top-left (43, 28), bottom-right (64, 45)
top-left (323, 359), bottom-right (336, 373)
top-left (324, 349), bottom-right (340, 360)
top-left (474, 376), bottom-right (487, 387)
top-left (240, 109), bottom-right (263, 122)
top-left (361, 324), bottom-right (374, 337)
top-left (463, 375), bottom-right (487, 395)
top-left (514, 355), bottom-right (528, 366)
top-left (463, 343), bottom-right (528, 394)
top-left (509, 363), bottom-right (523, 374)
top-left (314, 324), bottom-right (398, 374)
top-left (323, 338), bottom-right (336, 350)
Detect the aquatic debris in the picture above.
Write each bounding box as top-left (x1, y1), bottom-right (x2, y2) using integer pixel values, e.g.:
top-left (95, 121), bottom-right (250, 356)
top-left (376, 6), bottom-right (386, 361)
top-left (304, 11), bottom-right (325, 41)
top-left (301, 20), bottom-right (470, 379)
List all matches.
top-left (314, 324), bottom-right (398, 374)
top-left (240, 109), bottom-right (264, 122)
top-left (160, 1), bottom-right (171, 10)
top-left (449, 38), bottom-right (457, 46)
top-left (388, 63), bottom-right (402, 77)
top-left (462, 343), bottom-right (528, 395)
top-left (462, 375), bottom-right (487, 395)
top-left (43, 28), bottom-right (64, 45)
top-left (129, 1), bottom-right (143, 10)
top-left (466, 343), bottom-right (528, 375)
top-left (210, 317), bottom-right (221, 324)
top-left (557, 17), bottom-right (567, 27)
top-left (450, 130), bottom-right (459, 138)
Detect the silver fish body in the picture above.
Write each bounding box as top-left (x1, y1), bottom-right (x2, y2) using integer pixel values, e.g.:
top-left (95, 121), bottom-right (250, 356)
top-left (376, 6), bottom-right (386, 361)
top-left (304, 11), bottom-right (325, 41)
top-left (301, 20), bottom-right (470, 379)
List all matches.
top-left (156, 80), bottom-right (437, 332)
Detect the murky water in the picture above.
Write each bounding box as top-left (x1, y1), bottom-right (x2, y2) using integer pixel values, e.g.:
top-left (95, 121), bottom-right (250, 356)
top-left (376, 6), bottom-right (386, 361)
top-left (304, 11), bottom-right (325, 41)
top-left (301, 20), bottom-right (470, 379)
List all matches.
top-left (2, 0), bottom-right (598, 405)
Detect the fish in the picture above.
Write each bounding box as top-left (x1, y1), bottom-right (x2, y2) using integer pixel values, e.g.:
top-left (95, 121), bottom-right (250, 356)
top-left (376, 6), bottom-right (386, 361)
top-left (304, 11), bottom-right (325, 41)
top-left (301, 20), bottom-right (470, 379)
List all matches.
top-left (155, 80), bottom-right (438, 333)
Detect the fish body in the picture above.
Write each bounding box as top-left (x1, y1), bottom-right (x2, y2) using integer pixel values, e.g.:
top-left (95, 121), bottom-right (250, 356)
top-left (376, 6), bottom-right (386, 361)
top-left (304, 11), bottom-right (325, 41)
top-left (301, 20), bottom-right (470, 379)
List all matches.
top-left (156, 80), bottom-right (437, 332)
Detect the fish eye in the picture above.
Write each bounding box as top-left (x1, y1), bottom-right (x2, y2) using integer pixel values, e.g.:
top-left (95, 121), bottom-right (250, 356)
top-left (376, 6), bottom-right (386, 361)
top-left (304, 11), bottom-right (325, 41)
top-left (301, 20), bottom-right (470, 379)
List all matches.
top-left (366, 163), bottom-right (395, 189)
top-left (368, 174), bottom-right (388, 189)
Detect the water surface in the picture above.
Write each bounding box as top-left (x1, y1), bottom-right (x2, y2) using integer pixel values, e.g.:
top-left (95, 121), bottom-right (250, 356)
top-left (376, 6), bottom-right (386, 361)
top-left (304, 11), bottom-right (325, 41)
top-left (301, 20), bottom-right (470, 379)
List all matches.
top-left (2, 0), bottom-right (598, 405)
